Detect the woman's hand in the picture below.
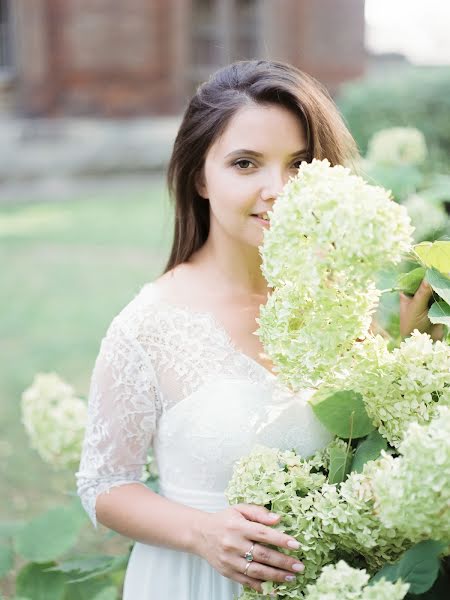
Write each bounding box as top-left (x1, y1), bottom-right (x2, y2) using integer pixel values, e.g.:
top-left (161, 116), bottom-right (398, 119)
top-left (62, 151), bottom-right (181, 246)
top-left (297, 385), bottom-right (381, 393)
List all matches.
top-left (400, 279), bottom-right (444, 341)
top-left (193, 504), bottom-right (304, 593)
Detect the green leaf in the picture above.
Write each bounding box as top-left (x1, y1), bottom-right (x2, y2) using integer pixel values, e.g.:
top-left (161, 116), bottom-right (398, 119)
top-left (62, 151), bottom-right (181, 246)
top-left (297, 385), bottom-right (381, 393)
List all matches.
top-left (63, 577), bottom-right (118, 600)
top-left (397, 266), bottom-right (426, 296)
top-left (370, 540), bottom-right (445, 594)
top-left (310, 389), bottom-right (375, 439)
top-left (91, 587), bottom-right (117, 600)
top-left (414, 241), bottom-right (450, 276)
top-left (47, 556), bottom-right (117, 575)
top-left (412, 568), bottom-right (450, 599)
top-left (14, 506), bottom-right (86, 563)
top-left (328, 445), bottom-right (353, 484)
top-left (0, 541), bottom-right (13, 578)
top-left (16, 562), bottom-right (65, 600)
top-left (66, 556), bottom-right (128, 583)
top-left (429, 301), bottom-right (450, 326)
top-left (397, 540), bottom-right (445, 594)
top-left (351, 430), bottom-right (388, 474)
top-left (425, 268), bottom-right (450, 305)
top-left (370, 561), bottom-right (399, 585)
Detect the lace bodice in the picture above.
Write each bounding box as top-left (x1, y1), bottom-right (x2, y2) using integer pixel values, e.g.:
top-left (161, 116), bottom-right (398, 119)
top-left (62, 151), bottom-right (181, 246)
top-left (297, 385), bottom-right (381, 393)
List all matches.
top-left (76, 283), bottom-right (333, 526)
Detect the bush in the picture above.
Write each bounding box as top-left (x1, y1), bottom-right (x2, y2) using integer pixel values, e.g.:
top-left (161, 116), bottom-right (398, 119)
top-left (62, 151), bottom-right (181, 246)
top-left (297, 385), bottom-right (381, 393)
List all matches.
top-left (337, 67), bottom-right (450, 174)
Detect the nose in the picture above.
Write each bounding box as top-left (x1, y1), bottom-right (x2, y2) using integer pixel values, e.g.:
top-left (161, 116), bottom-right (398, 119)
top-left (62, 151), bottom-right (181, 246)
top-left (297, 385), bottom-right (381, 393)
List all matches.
top-left (259, 168), bottom-right (289, 201)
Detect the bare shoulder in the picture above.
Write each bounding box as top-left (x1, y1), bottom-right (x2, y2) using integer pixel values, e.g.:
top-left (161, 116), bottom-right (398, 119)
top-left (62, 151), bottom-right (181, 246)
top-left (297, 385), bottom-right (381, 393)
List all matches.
top-left (151, 263), bottom-right (208, 307)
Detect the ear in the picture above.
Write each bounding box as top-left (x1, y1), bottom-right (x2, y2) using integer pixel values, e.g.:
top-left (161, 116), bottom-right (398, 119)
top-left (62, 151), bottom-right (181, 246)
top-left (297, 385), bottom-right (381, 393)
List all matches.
top-left (195, 167), bottom-right (208, 199)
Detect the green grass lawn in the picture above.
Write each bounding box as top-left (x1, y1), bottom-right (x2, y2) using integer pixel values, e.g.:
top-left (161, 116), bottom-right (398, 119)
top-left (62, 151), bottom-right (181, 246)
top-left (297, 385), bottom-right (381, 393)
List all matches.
top-left (0, 179), bottom-right (173, 523)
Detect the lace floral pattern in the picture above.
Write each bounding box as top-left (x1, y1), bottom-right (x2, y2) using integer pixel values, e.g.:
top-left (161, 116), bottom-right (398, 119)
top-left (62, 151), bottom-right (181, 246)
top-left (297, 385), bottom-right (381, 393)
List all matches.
top-left (76, 283), bottom-right (270, 525)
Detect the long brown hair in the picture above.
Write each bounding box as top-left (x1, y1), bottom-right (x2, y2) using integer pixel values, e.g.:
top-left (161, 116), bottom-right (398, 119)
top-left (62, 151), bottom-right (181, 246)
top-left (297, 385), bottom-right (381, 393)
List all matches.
top-left (164, 59), bottom-right (358, 273)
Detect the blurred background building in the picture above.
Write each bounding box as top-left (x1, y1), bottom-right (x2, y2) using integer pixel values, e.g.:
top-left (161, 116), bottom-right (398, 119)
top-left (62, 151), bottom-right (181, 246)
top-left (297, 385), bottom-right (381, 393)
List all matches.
top-left (1, 0), bottom-right (365, 117)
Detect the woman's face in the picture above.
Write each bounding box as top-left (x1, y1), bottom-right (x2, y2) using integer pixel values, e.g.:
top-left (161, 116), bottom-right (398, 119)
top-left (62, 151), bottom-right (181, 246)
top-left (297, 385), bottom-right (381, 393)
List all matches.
top-left (196, 103), bottom-right (308, 248)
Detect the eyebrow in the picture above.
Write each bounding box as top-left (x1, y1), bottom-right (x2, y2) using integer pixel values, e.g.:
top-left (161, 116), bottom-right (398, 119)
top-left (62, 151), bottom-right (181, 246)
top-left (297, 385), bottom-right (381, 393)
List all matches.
top-left (224, 148), bottom-right (309, 159)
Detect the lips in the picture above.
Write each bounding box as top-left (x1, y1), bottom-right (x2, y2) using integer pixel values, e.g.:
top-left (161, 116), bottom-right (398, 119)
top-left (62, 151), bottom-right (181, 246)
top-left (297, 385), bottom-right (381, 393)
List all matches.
top-left (250, 212), bottom-right (270, 221)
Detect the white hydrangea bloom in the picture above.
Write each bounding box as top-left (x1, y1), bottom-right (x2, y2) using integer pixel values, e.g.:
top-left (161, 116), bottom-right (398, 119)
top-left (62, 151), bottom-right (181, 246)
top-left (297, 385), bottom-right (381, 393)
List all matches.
top-left (257, 280), bottom-right (380, 389)
top-left (21, 372), bottom-right (87, 469)
top-left (227, 445), bottom-right (411, 598)
top-left (402, 194), bottom-right (448, 242)
top-left (304, 561), bottom-right (409, 600)
top-left (261, 159), bottom-right (413, 289)
top-left (372, 406), bottom-right (450, 543)
top-left (346, 331), bottom-right (450, 446)
top-left (366, 127), bottom-right (427, 166)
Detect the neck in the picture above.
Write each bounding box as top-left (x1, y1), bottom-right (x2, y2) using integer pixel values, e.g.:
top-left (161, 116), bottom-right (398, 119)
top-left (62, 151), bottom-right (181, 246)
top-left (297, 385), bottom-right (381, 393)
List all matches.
top-left (189, 230), bottom-right (270, 298)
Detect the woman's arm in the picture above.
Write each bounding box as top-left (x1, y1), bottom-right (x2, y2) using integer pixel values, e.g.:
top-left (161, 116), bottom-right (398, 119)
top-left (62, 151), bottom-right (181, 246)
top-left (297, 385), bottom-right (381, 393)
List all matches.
top-left (96, 483), bottom-right (305, 593)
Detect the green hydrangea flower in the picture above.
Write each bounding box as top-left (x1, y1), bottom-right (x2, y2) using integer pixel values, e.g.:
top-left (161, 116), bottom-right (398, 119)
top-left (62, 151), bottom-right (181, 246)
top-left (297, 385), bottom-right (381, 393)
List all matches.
top-left (345, 331), bottom-right (450, 446)
top-left (366, 127), bottom-right (427, 166)
top-left (304, 560), bottom-right (409, 600)
top-left (21, 372), bottom-right (87, 469)
top-left (372, 406), bottom-right (450, 543)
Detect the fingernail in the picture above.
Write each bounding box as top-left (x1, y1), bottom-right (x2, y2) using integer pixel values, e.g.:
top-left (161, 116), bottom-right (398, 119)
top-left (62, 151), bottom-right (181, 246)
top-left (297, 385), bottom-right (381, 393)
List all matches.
top-left (287, 540), bottom-right (300, 549)
top-left (292, 562), bottom-right (305, 572)
top-left (269, 512), bottom-right (279, 520)
top-left (285, 575), bottom-right (296, 582)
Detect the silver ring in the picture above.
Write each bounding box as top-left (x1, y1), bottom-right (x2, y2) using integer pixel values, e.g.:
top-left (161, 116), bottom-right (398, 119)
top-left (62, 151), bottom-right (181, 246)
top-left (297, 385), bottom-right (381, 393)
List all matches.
top-left (244, 542), bottom-right (255, 562)
top-left (243, 561), bottom-right (251, 576)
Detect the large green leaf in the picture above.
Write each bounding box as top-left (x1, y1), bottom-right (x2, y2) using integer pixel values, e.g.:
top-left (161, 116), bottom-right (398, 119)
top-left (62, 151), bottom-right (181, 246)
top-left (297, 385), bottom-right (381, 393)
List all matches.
top-left (328, 445), bottom-right (353, 484)
top-left (351, 430), bottom-right (387, 474)
top-left (0, 541), bottom-right (13, 578)
top-left (370, 540), bottom-right (445, 594)
top-left (414, 241), bottom-right (450, 276)
top-left (425, 268), bottom-right (450, 305)
top-left (16, 562), bottom-right (65, 600)
top-left (14, 506), bottom-right (86, 563)
top-left (310, 389), bottom-right (375, 439)
top-left (63, 577), bottom-right (118, 600)
top-left (47, 554), bottom-right (128, 584)
top-left (429, 301), bottom-right (450, 326)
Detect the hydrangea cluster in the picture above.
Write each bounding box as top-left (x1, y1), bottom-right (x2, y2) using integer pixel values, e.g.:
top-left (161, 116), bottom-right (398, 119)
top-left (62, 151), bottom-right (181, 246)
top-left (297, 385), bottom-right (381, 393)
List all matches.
top-left (261, 159), bottom-right (413, 290)
top-left (226, 445), bottom-right (411, 598)
top-left (303, 561), bottom-right (409, 600)
top-left (258, 159), bottom-right (413, 390)
top-left (257, 281), bottom-right (380, 388)
top-left (402, 194), bottom-right (448, 242)
top-left (366, 127), bottom-right (427, 166)
top-left (371, 406), bottom-right (450, 543)
top-left (21, 372), bottom-right (87, 469)
top-left (345, 331), bottom-right (450, 446)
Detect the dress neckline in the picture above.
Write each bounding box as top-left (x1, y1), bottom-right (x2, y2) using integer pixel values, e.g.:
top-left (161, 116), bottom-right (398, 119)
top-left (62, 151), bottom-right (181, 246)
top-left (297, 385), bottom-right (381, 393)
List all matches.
top-left (140, 282), bottom-right (277, 380)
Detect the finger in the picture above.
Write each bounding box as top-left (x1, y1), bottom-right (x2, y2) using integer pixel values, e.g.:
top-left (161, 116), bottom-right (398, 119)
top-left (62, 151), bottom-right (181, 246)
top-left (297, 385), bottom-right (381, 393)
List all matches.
top-left (252, 543), bottom-right (305, 573)
top-left (243, 521), bottom-right (301, 551)
top-left (234, 573), bottom-right (263, 593)
top-left (235, 504), bottom-right (281, 526)
top-left (243, 559), bottom-right (299, 584)
top-left (411, 280), bottom-right (433, 313)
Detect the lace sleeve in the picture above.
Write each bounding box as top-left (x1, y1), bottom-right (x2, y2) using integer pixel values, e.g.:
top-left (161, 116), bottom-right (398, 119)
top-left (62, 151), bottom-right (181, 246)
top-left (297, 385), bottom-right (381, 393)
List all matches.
top-left (75, 317), bottom-right (160, 527)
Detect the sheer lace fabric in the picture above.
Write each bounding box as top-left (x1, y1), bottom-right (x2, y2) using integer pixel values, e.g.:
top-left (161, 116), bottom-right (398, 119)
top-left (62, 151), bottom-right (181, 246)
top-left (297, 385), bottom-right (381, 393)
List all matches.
top-left (76, 282), bottom-right (333, 527)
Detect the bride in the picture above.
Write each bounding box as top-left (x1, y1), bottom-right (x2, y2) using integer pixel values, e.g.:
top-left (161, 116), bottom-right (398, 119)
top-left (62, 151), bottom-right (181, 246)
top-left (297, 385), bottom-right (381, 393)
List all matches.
top-left (76, 60), bottom-right (440, 599)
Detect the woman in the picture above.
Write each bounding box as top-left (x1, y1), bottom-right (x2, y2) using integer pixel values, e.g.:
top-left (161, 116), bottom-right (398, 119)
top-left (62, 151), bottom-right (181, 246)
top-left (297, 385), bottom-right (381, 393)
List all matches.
top-left (76, 60), bottom-right (440, 599)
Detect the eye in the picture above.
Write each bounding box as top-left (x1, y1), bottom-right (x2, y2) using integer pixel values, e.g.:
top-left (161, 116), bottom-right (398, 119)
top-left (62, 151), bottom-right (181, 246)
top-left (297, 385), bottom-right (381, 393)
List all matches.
top-left (292, 158), bottom-right (308, 169)
top-left (233, 159), bottom-right (255, 170)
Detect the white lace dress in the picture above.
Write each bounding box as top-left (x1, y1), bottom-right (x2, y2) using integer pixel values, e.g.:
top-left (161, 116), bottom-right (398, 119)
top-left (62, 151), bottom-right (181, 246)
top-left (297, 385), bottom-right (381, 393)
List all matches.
top-left (76, 282), bottom-right (333, 600)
